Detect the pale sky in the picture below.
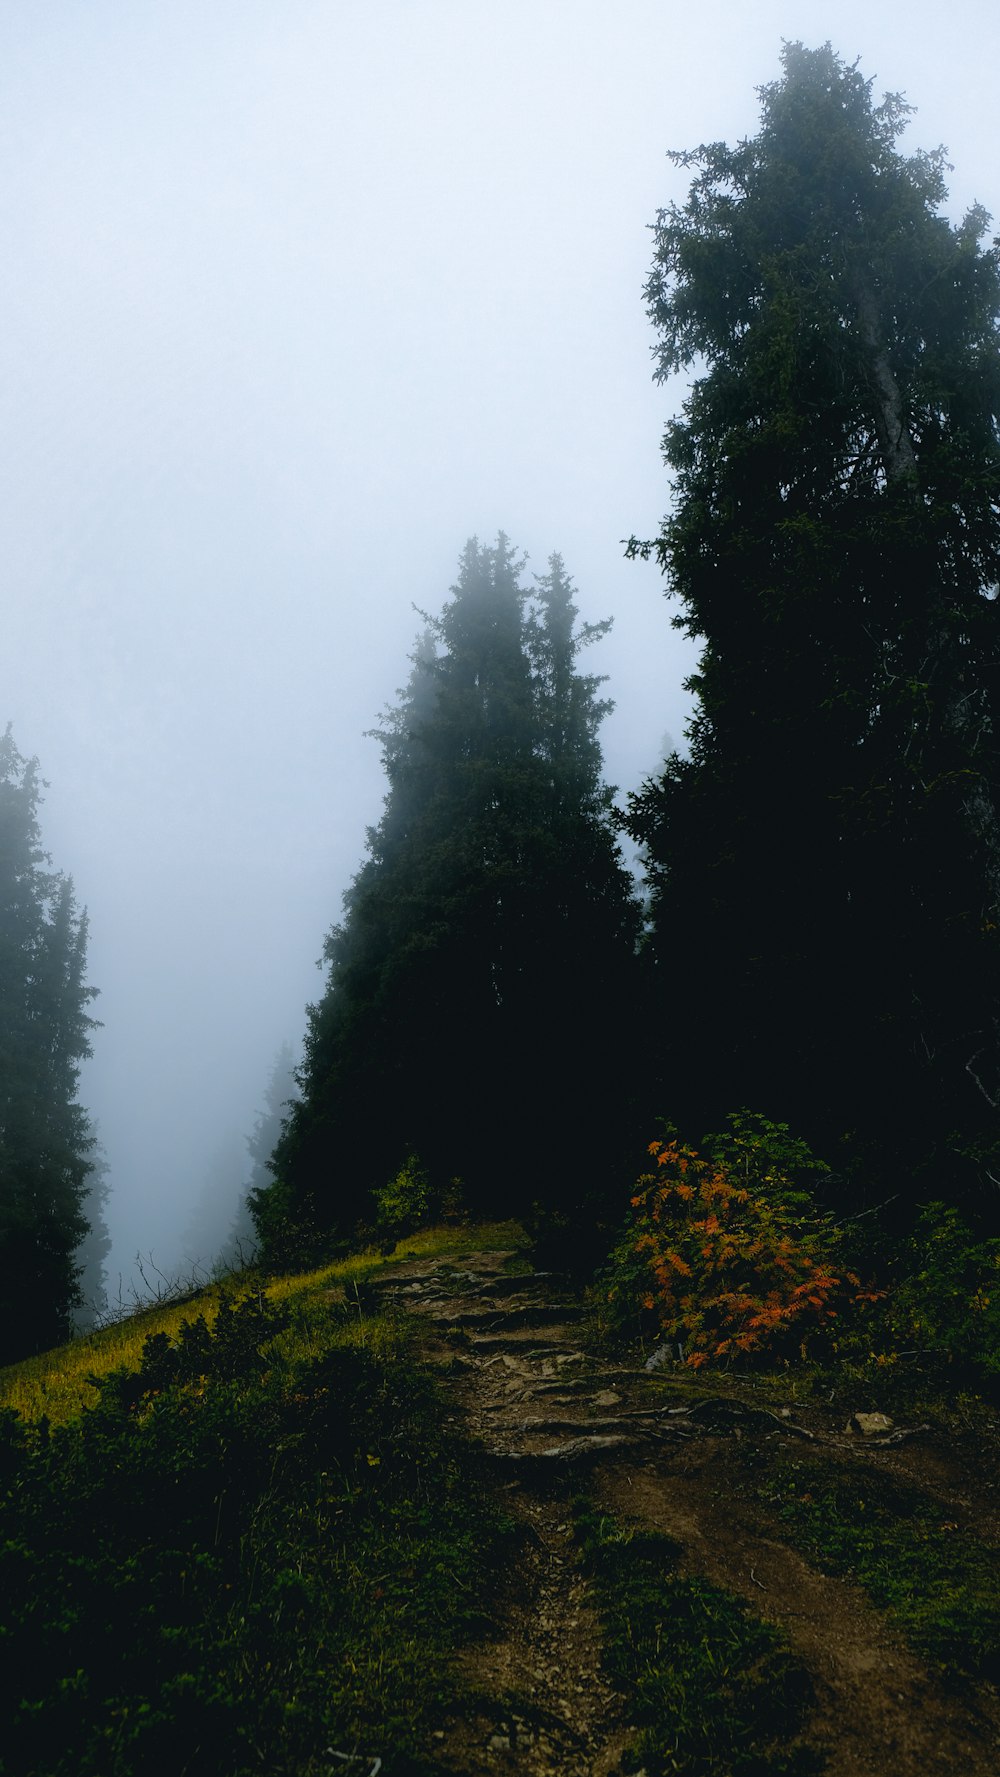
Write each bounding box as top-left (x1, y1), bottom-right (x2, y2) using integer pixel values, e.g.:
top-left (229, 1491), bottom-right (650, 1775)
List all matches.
top-left (3, 1), bottom-right (997, 1285)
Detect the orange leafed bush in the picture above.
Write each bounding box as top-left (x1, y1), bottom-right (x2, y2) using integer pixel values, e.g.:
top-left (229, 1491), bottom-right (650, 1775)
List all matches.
top-left (604, 1114), bottom-right (860, 1367)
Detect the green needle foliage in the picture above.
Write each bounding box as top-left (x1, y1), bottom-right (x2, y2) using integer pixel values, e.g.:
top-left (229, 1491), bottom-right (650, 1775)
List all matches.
top-left (0, 726), bottom-right (100, 1362)
top-left (627, 43), bottom-right (1000, 1217)
top-left (265, 537), bottom-right (642, 1259)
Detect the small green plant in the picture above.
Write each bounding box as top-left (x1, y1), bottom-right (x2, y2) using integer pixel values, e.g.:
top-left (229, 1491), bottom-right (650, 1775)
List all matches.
top-left (603, 1113), bottom-right (863, 1367)
top-left (374, 1153), bottom-right (431, 1239)
top-left (860, 1202), bottom-right (1000, 1381)
top-left (574, 1498), bottom-right (819, 1773)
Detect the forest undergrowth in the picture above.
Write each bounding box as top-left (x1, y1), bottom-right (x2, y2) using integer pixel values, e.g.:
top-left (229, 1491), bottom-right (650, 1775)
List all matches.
top-left (3, 1207), bottom-right (1000, 1776)
top-left (0, 1228), bottom-right (520, 1777)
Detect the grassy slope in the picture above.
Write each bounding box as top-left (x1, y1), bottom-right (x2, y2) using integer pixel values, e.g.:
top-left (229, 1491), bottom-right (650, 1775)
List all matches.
top-left (0, 1221), bottom-right (526, 1426)
top-left (4, 1219), bottom-right (1000, 1775)
top-left (0, 1224), bottom-right (523, 1777)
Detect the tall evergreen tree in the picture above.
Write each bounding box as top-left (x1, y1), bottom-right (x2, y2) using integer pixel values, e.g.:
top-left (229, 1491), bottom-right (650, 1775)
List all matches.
top-left (73, 1134), bottom-right (112, 1331)
top-left (0, 726), bottom-right (99, 1358)
top-left (627, 44), bottom-right (1000, 1209)
top-left (230, 1041), bottom-right (300, 1266)
top-left (265, 537), bottom-right (641, 1250)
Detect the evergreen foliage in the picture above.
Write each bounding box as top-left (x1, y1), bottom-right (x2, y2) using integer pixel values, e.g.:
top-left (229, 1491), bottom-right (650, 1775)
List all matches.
top-left (73, 1138), bottom-right (112, 1331)
top-left (231, 1041), bottom-right (299, 1265)
top-left (0, 726), bottom-right (99, 1360)
top-left (264, 537), bottom-right (641, 1252)
top-left (626, 44), bottom-right (1000, 1211)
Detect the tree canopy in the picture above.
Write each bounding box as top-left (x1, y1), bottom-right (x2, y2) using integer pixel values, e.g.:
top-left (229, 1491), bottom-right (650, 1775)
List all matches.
top-left (0, 725), bottom-right (100, 1358)
top-left (262, 537), bottom-right (642, 1252)
top-left (627, 42), bottom-right (1000, 1209)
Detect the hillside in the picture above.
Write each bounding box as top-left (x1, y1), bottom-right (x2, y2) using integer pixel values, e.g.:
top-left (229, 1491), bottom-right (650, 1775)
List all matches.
top-left (2, 1222), bottom-right (1000, 1776)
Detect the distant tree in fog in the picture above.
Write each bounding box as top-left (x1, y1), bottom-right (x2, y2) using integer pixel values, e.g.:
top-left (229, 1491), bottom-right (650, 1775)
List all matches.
top-left (181, 1136), bottom-right (248, 1277)
top-left (260, 537), bottom-right (643, 1260)
top-left (0, 725), bottom-right (99, 1361)
top-left (227, 1041), bottom-right (299, 1265)
top-left (73, 1134), bottom-right (112, 1330)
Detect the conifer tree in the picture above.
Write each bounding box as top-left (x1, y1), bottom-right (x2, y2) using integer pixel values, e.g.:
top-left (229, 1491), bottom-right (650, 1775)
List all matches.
top-left (265, 538), bottom-right (640, 1249)
top-left (230, 1041), bottom-right (300, 1266)
top-left (73, 1136), bottom-right (112, 1330)
top-left (628, 44), bottom-right (1000, 1208)
top-left (0, 726), bottom-right (99, 1358)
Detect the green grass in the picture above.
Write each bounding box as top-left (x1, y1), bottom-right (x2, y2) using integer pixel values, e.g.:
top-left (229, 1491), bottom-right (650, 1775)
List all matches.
top-left (573, 1499), bottom-right (820, 1776)
top-left (757, 1454), bottom-right (1000, 1686)
top-left (0, 1284), bottom-right (247, 1427)
top-left (0, 1256), bottom-right (514, 1776)
top-left (391, 1218), bottom-right (531, 1259)
top-left (0, 1220), bottom-right (528, 1427)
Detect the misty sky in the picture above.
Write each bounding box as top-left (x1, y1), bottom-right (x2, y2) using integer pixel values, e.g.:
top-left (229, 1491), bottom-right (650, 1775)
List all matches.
top-left (3, 1), bottom-right (997, 1289)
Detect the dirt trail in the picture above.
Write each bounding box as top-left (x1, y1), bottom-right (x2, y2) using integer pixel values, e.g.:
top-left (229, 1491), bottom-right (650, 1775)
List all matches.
top-left (373, 1247), bottom-right (1000, 1776)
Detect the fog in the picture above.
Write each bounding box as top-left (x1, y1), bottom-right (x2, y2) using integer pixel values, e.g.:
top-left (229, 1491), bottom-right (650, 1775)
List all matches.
top-left (3, 1), bottom-right (996, 1291)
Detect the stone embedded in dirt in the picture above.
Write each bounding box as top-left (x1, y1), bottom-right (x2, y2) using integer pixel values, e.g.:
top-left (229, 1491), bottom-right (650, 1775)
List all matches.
top-left (644, 1342), bottom-right (684, 1370)
top-left (592, 1389), bottom-right (623, 1408)
top-left (432, 1302), bottom-right (585, 1330)
top-left (472, 1272), bottom-right (566, 1296)
top-left (847, 1411), bottom-right (895, 1436)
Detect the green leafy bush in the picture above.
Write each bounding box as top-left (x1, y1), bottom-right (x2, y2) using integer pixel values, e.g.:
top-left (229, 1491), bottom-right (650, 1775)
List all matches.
top-left (839, 1201), bottom-right (1000, 1384)
top-left (374, 1153), bottom-right (431, 1238)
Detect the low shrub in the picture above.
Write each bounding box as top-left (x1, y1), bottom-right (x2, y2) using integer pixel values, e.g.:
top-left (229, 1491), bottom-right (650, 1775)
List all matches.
top-left (374, 1153), bottom-right (431, 1239)
top-left (603, 1112), bottom-right (866, 1367)
top-left (836, 1200), bottom-right (1000, 1386)
top-left (0, 1275), bottom-right (509, 1775)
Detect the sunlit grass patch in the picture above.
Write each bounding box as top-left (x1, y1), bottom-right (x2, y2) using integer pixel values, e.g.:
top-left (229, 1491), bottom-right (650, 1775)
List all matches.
top-left (0, 1286), bottom-right (238, 1425)
top-left (0, 1221), bottom-right (528, 1427)
top-left (262, 1247), bottom-right (386, 1303)
top-left (391, 1219), bottom-right (529, 1259)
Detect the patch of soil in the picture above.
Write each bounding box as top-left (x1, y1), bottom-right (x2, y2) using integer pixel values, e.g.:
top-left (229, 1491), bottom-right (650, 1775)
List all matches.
top-left (429, 1491), bottom-right (631, 1777)
top-left (596, 1446), bottom-right (1000, 1777)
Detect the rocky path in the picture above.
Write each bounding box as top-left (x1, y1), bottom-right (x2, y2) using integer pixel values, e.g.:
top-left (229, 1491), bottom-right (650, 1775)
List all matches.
top-left (372, 1246), bottom-right (1000, 1777)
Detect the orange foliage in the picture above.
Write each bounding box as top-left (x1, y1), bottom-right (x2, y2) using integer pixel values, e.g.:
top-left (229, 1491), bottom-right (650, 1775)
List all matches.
top-left (607, 1132), bottom-right (861, 1368)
